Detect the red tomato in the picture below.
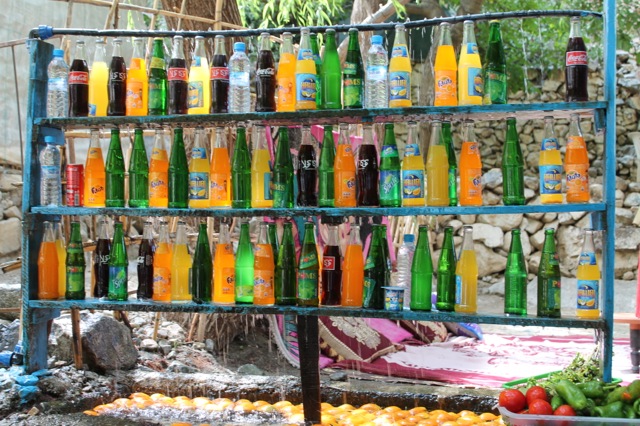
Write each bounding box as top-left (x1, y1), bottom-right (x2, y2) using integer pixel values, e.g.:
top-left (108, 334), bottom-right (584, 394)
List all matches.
top-left (525, 386), bottom-right (548, 405)
top-left (554, 405), bottom-right (577, 416)
top-left (528, 399), bottom-right (554, 415)
top-left (498, 389), bottom-right (527, 413)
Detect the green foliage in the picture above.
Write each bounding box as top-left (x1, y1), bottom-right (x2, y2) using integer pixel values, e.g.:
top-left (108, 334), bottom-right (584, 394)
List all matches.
top-left (238, 0), bottom-right (348, 28)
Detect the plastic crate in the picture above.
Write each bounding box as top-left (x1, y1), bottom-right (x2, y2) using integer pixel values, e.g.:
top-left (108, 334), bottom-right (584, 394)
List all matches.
top-left (498, 407), bottom-right (640, 425)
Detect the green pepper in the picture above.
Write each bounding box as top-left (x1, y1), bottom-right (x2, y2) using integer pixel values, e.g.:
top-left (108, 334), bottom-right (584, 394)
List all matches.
top-left (605, 386), bottom-right (629, 404)
top-left (551, 394), bottom-right (565, 411)
top-left (594, 401), bottom-right (626, 418)
top-left (624, 404), bottom-right (637, 419)
top-left (577, 381), bottom-right (606, 398)
top-left (628, 380), bottom-right (640, 400)
top-left (555, 379), bottom-right (589, 411)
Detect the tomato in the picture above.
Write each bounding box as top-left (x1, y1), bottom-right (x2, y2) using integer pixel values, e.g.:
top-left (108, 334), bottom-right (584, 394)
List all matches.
top-left (554, 404), bottom-right (577, 416)
top-left (528, 399), bottom-right (554, 415)
top-left (498, 389), bottom-right (527, 413)
top-left (526, 386), bottom-right (548, 405)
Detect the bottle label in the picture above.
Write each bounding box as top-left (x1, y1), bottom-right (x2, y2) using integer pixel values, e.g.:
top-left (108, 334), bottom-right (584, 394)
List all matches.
top-left (69, 71), bottom-right (89, 85)
top-left (110, 70), bottom-right (126, 83)
top-left (367, 65), bottom-right (387, 82)
top-left (391, 45), bottom-right (408, 58)
top-left (343, 63), bottom-right (363, 107)
top-left (484, 70), bottom-right (506, 102)
top-left (148, 82), bottom-right (166, 110)
top-left (264, 172), bottom-right (273, 200)
top-left (66, 266), bottom-right (84, 292)
top-left (381, 145), bottom-right (399, 158)
top-left (455, 275), bottom-right (462, 304)
top-left (539, 165), bottom-right (562, 195)
top-left (230, 71), bottom-right (250, 87)
top-left (323, 256), bottom-right (336, 271)
top-left (257, 68), bottom-right (276, 78)
top-left (299, 252), bottom-right (318, 270)
top-left (277, 77), bottom-right (295, 105)
top-left (150, 57), bottom-right (165, 70)
top-left (88, 181), bottom-right (105, 200)
top-left (465, 168), bottom-right (482, 197)
top-left (389, 72), bottom-right (410, 101)
top-left (89, 104), bottom-right (97, 116)
top-left (254, 272), bottom-right (274, 300)
top-left (109, 266), bottom-right (127, 292)
top-left (435, 70), bottom-right (456, 101)
top-left (87, 147), bottom-right (102, 159)
top-left (210, 66), bottom-right (229, 81)
top-left (541, 137), bottom-right (559, 151)
top-left (466, 43), bottom-right (479, 54)
top-left (297, 270), bottom-right (318, 300)
top-left (153, 267), bottom-right (170, 299)
top-left (579, 251), bottom-right (597, 266)
top-left (467, 67), bottom-right (483, 97)
top-left (222, 267), bottom-right (235, 295)
top-left (402, 170), bottom-right (424, 199)
top-left (338, 175), bottom-right (356, 201)
top-left (168, 68), bottom-right (188, 81)
top-left (48, 77), bottom-right (67, 91)
top-left (577, 279), bottom-right (599, 310)
top-left (300, 158), bottom-right (317, 170)
top-left (543, 277), bottom-right (561, 310)
top-left (566, 51), bottom-right (588, 66)
top-left (567, 135), bottom-right (586, 149)
top-left (210, 173), bottom-right (229, 201)
top-left (404, 143), bottom-right (420, 157)
top-left (130, 58), bottom-right (142, 71)
top-left (298, 49), bottom-right (313, 61)
top-left (149, 172), bottom-right (168, 200)
top-left (41, 165), bottom-right (60, 179)
top-left (565, 164), bottom-right (588, 197)
top-left (189, 172), bottom-right (209, 200)
top-left (191, 147), bottom-right (207, 159)
top-left (188, 81), bottom-right (204, 108)
top-left (380, 170), bottom-right (400, 198)
top-left (236, 282), bottom-right (253, 300)
top-left (138, 254), bottom-right (153, 267)
top-left (296, 74), bottom-right (317, 103)
top-left (126, 81), bottom-right (144, 110)
top-left (96, 253), bottom-right (110, 266)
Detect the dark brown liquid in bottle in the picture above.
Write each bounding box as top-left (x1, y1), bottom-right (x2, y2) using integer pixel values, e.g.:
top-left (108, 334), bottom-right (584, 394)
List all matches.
top-left (356, 144), bottom-right (380, 206)
top-left (256, 50), bottom-right (276, 112)
top-left (321, 244), bottom-right (342, 306)
top-left (69, 59), bottom-right (89, 117)
top-left (93, 238), bottom-right (111, 298)
top-left (565, 36), bottom-right (588, 102)
top-left (210, 55), bottom-right (229, 113)
top-left (168, 58), bottom-right (189, 114)
top-left (137, 239), bottom-right (155, 300)
top-left (297, 144), bottom-right (318, 206)
top-left (108, 56), bottom-right (127, 116)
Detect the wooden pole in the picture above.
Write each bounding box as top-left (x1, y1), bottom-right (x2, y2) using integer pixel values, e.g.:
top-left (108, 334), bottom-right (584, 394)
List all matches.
top-left (176, 0), bottom-right (188, 31)
top-left (146, 0), bottom-right (161, 60)
top-left (214, 0), bottom-right (225, 31)
top-left (104, 0), bottom-right (121, 29)
top-left (70, 308), bottom-right (83, 369)
top-left (152, 312), bottom-right (161, 340)
top-left (186, 314), bottom-right (199, 342)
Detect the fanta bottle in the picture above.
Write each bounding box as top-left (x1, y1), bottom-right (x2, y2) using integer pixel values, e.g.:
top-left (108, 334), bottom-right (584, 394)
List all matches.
top-left (459, 120), bottom-right (483, 205)
top-left (84, 129), bottom-right (106, 207)
top-left (210, 127), bottom-right (232, 207)
top-left (341, 224), bottom-right (364, 307)
top-left (426, 121), bottom-right (450, 206)
top-left (188, 127), bottom-right (210, 208)
top-left (251, 125), bottom-right (273, 208)
top-left (152, 221), bottom-right (172, 302)
top-left (148, 129), bottom-right (169, 208)
top-left (171, 221), bottom-right (192, 302)
top-left (126, 38), bottom-right (148, 116)
top-left (458, 20), bottom-right (483, 106)
top-left (295, 28), bottom-right (317, 111)
top-left (254, 223), bottom-right (275, 306)
top-left (539, 116), bottom-right (563, 204)
top-left (276, 32), bottom-right (297, 112)
top-left (389, 24), bottom-right (412, 108)
top-left (401, 122), bottom-right (425, 206)
top-left (565, 113), bottom-right (590, 203)
top-left (433, 23), bottom-right (457, 106)
top-left (89, 39), bottom-right (109, 117)
top-left (54, 222), bottom-right (66, 297)
top-left (38, 221), bottom-right (59, 300)
top-left (334, 124), bottom-right (356, 207)
top-left (213, 223), bottom-right (235, 304)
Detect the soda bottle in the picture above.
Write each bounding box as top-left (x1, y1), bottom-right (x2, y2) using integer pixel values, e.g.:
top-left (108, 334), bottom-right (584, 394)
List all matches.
top-left (38, 221), bottom-right (59, 300)
top-left (363, 224), bottom-right (388, 309)
top-left (318, 125), bottom-right (336, 207)
top-left (268, 223), bottom-right (279, 260)
top-left (137, 221), bottom-right (155, 300)
top-left (65, 221), bottom-right (85, 300)
top-left (502, 117), bottom-right (525, 205)
top-left (108, 38), bottom-right (127, 116)
top-left (365, 35), bottom-right (388, 109)
top-left (322, 29), bottom-right (342, 110)
top-left (210, 127), bottom-right (231, 208)
top-left (251, 125), bottom-right (273, 208)
top-left (93, 218), bottom-right (111, 299)
top-left (297, 125), bottom-right (318, 206)
top-left (341, 224), bottom-right (364, 307)
top-left (149, 129), bottom-right (169, 208)
top-left (426, 121), bottom-right (449, 206)
top-left (273, 127), bottom-right (294, 208)
top-left (210, 35), bottom-right (229, 113)
top-left (168, 127), bottom-right (189, 208)
top-left (334, 124), bottom-right (356, 207)
top-left (389, 24), bottom-right (412, 107)
top-left (576, 228), bottom-right (600, 319)
top-left (148, 38), bottom-right (168, 116)
top-left (168, 36), bottom-right (189, 114)
top-left (105, 128), bottom-right (125, 207)
top-left (275, 221), bottom-right (297, 305)
top-left (504, 229), bottom-right (528, 316)
top-left (84, 129), bottom-right (106, 207)
top-left (256, 32), bottom-right (277, 112)
top-left (47, 49), bottom-right (69, 118)
top-left (436, 226), bottom-right (456, 312)
top-left (321, 223), bottom-right (342, 306)
top-left (171, 221), bottom-right (191, 302)
top-left (356, 124), bottom-right (379, 207)
top-left (40, 136), bottom-right (62, 206)
top-left (55, 222), bottom-right (67, 297)
top-left (454, 226), bottom-right (477, 313)
top-left (192, 222), bottom-right (213, 304)
top-left (410, 225), bottom-right (433, 311)
top-left (310, 33), bottom-right (323, 109)
top-left (397, 234), bottom-right (415, 308)
top-left (379, 123), bottom-right (401, 207)
top-left (539, 116), bottom-right (563, 204)
top-left (433, 23), bottom-right (457, 107)
top-left (296, 28), bottom-right (317, 111)
top-left (188, 127), bottom-right (210, 208)
top-left (442, 121), bottom-right (458, 206)
top-left (343, 28), bottom-right (364, 109)
top-left (458, 21), bottom-right (483, 106)
top-left (565, 114), bottom-right (590, 203)
top-left (459, 120), bottom-right (482, 206)
top-left (378, 224), bottom-right (392, 276)
top-left (566, 17), bottom-right (588, 102)
top-left (483, 21), bottom-right (506, 105)
top-left (228, 42), bottom-right (251, 113)
top-left (538, 228), bottom-right (561, 318)
top-left (188, 36), bottom-right (210, 115)
top-left (69, 40), bottom-right (89, 117)
top-left (129, 127), bottom-right (149, 208)
top-left (108, 221), bottom-right (128, 301)
top-left (126, 37), bottom-right (148, 116)
top-left (152, 220), bottom-right (172, 302)
top-left (89, 39), bottom-right (108, 116)
top-left (297, 222), bottom-right (320, 306)
top-left (401, 122), bottom-right (425, 206)
top-left (254, 223), bottom-right (275, 306)
top-left (213, 222), bottom-right (235, 304)
top-left (276, 32), bottom-right (296, 112)
top-left (231, 125), bottom-right (251, 209)
top-left (235, 221), bottom-right (254, 304)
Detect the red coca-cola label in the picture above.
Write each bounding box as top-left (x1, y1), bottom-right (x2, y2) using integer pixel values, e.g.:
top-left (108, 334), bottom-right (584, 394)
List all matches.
top-left (210, 67), bottom-right (229, 81)
top-left (323, 256), bottom-right (335, 271)
top-left (168, 67), bottom-right (188, 81)
top-left (66, 164), bottom-right (84, 207)
top-left (69, 71), bottom-right (89, 85)
top-left (566, 51), bottom-right (588, 66)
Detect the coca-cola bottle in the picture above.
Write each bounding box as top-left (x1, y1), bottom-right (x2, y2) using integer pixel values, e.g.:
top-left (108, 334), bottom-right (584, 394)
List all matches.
top-left (108, 38), bottom-right (127, 116)
top-left (256, 32), bottom-right (277, 112)
top-left (69, 40), bottom-right (89, 117)
top-left (565, 17), bottom-right (588, 102)
top-left (168, 36), bottom-right (189, 114)
top-left (210, 35), bottom-right (229, 113)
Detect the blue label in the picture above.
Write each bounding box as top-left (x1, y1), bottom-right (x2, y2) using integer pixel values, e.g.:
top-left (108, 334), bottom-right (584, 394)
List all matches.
top-left (380, 170), bottom-right (400, 197)
top-left (579, 252), bottom-right (597, 266)
top-left (296, 73), bottom-right (317, 103)
top-left (229, 71), bottom-right (250, 86)
top-left (189, 172), bottom-right (209, 200)
top-left (466, 43), bottom-right (479, 55)
top-left (264, 172), bottom-right (272, 200)
top-left (298, 48), bottom-right (313, 61)
top-left (455, 275), bottom-right (462, 304)
top-left (391, 45), bottom-right (408, 58)
top-left (404, 143), bottom-right (421, 157)
top-left (467, 67), bottom-right (483, 96)
top-left (89, 104), bottom-right (97, 116)
top-left (389, 72), bottom-right (410, 101)
top-left (191, 147), bottom-right (207, 159)
top-left (541, 137), bottom-right (559, 151)
top-left (188, 81), bottom-right (204, 108)
top-left (367, 65), bottom-right (387, 82)
top-left (577, 279), bottom-right (599, 310)
top-left (539, 165), bottom-right (562, 195)
top-left (402, 170), bottom-right (424, 199)
top-left (380, 145), bottom-right (398, 158)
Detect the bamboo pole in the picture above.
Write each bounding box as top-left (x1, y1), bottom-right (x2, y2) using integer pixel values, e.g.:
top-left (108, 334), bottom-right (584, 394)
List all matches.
top-left (103, 0), bottom-right (121, 30)
top-left (152, 312), bottom-right (161, 340)
top-left (214, 0), bottom-right (225, 31)
top-left (146, 0), bottom-right (161, 60)
top-left (176, 0), bottom-right (188, 31)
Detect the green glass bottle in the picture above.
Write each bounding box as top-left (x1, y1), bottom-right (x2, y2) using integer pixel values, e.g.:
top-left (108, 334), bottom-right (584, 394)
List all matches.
top-left (442, 121), bottom-right (458, 206)
top-left (483, 20), bottom-right (507, 105)
top-left (363, 224), bottom-right (388, 309)
top-left (378, 224), bottom-right (392, 276)
top-left (268, 223), bottom-right (279, 260)
top-left (436, 226), bottom-right (456, 311)
top-left (105, 128), bottom-right (125, 207)
top-left (502, 117), bottom-right (525, 205)
top-left (275, 221), bottom-right (297, 305)
top-left (129, 127), bottom-right (149, 208)
top-left (297, 222), bottom-right (320, 306)
top-left (231, 125), bottom-right (251, 209)
top-left (379, 123), bottom-right (401, 207)
top-left (538, 228), bottom-right (561, 318)
top-left (310, 33), bottom-right (323, 109)
top-left (168, 127), bottom-right (189, 208)
top-left (410, 225), bottom-right (433, 311)
top-left (148, 38), bottom-right (168, 115)
top-left (235, 221), bottom-right (254, 304)
top-left (343, 28), bottom-right (364, 109)
top-left (192, 222), bottom-right (213, 304)
top-left (108, 222), bottom-right (128, 301)
top-left (505, 229), bottom-right (528, 316)
top-left (65, 221), bottom-right (85, 300)
top-left (321, 29), bottom-right (341, 109)
top-left (272, 127), bottom-right (294, 208)
top-left (318, 125), bottom-right (336, 207)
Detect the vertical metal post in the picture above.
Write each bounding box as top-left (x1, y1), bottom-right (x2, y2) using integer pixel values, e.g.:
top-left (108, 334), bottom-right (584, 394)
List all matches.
top-left (296, 315), bottom-right (321, 424)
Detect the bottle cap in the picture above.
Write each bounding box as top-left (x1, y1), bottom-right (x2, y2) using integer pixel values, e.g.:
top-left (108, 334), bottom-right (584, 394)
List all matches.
top-left (403, 234), bottom-right (415, 244)
top-left (234, 42), bottom-right (246, 52)
top-left (44, 136), bottom-right (56, 144)
top-left (52, 49), bottom-right (64, 58)
top-left (371, 35), bottom-right (383, 45)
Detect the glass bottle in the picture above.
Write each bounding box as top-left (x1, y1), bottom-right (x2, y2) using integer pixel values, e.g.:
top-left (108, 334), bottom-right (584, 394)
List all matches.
top-left (401, 122), bottom-right (424, 206)
top-left (105, 128), bottom-right (125, 207)
top-left (410, 225), bottom-right (433, 311)
top-left (276, 32), bottom-right (296, 112)
top-left (171, 221), bottom-right (192, 302)
top-left (273, 127), bottom-right (294, 208)
top-left (254, 223), bottom-right (276, 306)
top-left (84, 128), bottom-right (106, 207)
top-left (296, 28), bottom-right (317, 111)
top-left (213, 222), bottom-right (235, 304)
top-left (454, 226), bottom-right (477, 313)
top-left (168, 127), bottom-right (189, 208)
top-left (188, 36), bottom-right (211, 115)
top-left (251, 125), bottom-right (273, 208)
top-left (379, 123), bottom-right (401, 207)
top-left (148, 38), bottom-right (168, 116)
top-left (458, 21), bottom-right (483, 106)
top-left (297, 125), bottom-right (318, 206)
top-left (297, 222), bottom-right (320, 306)
top-left (389, 24), bottom-right (412, 107)
top-left (65, 222), bottom-right (85, 300)
top-left (363, 224), bottom-right (387, 309)
top-left (268, 223), bottom-right (279, 261)
top-left (565, 17), bottom-right (588, 102)
top-left (341, 224), bottom-right (364, 307)
top-left (88, 39), bottom-right (109, 117)
top-left (235, 221), bottom-right (254, 304)
top-left (436, 226), bottom-right (456, 312)
top-left (334, 124), bottom-right (356, 207)
top-left (576, 229), bottom-right (601, 319)
top-left (321, 29), bottom-right (342, 109)
top-left (483, 20), bottom-right (507, 105)
top-left (126, 37), bottom-right (148, 116)
top-left (343, 28), bottom-right (364, 109)
top-left (152, 220), bottom-right (172, 302)
top-left (318, 125), bottom-right (336, 207)
top-left (188, 127), bottom-right (210, 208)
top-left (192, 222), bottom-right (213, 304)
top-left (107, 38), bottom-right (127, 116)
top-left (565, 114), bottom-right (590, 203)
top-left (69, 40), bottom-right (89, 117)
top-left (210, 127), bottom-right (232, 208)
top-left (504, 229), bottom-right (527, 316)
top-left (210, 35), bottom-right (229, 114)
top-left (255, 32), bottom-right (277, 112)
top-left (502, 117), bottom-right (525, 205)
top-left (433, 22), bottom-right (457, 107)
top-left (93, 218), bottom-right (111, 299)
top-left (356, 124), bottom-right (379, 207)
top-left (275, 222), bottom-right (297, 305)
top-left (38, 221), bottom-right (59, 300)
top-left (108, 221), bottom-right (128, 301)
top-left (231, 125), bottom-right (251, 209)
top-left (321, 223), bottom-right (342, 306)
top-left (168, 36), bottom-right (189, 114)
top-left (310, 33), bottom-right (323, 109)
top-left (149, 129), bottom-right (169, 208)
top-left (55, 222), bottom-right (67, 297)
top-left (538, 228), bottom-right (562, 318)
top-left (426, 120), bottom-right (449, 206)
top-left (137, 221), bottom-right (155, 300)
top-left (129, 127), bottom-right (149, 208)
top-left (539, 116), bottom-right (563, 204)
top-left (442, 121), bottom-right (458, 206)
top-left (459, 120), bottom-right (483, 206)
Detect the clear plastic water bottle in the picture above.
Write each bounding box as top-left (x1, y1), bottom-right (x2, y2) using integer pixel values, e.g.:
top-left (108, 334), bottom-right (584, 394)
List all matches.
top-left (365, 35), bottom-right (389, 109)
top-left (47, 49), bottom-right (69, 118)
top-left (40, 136), bottom-right (62, 206)
top-left (228, 42), bottom-right (251, 113)
top-left (396, 233), bottom-right (416, 309)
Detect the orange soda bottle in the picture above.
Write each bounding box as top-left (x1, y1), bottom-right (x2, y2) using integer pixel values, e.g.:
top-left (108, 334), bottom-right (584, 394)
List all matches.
top-left (84, 129), bottom-right (106, 207)
top-left (125, 38), bottom-right (148, 116)
top-left (213, 222), bottom-right (235, 304)
top-left (38, 221), bottom-right (59, 300)
top-left (254, 223), bottom-right (275, 305)
top-left (149, 129), bottom-right (169, 208)
top-left (341, 224), bottom-right (364, 307)
top-left (459, 120), bottom-right (483, 206)
top-left (565, 113), bottom-right (590, 203)
top-left (276, 32), bottom-right (296, 112)
top-left (152, 220), bottom-right (172, 302)
top-left (210, 127), bottom-right (231, 207)
top-left (334, 124), bottom-right (356, 207)
top-left (54, 222), bottom-right (66, 297)
top-left (433, 23), bottom-right (457, 106)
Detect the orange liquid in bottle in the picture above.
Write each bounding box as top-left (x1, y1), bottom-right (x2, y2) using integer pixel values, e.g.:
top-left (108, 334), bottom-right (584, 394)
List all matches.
top-left (38, 241), bottom-right (59, 300)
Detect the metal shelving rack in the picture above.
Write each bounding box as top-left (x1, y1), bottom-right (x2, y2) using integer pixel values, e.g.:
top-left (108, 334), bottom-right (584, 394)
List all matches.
top-left (22, 2), bottom-right (616, 423)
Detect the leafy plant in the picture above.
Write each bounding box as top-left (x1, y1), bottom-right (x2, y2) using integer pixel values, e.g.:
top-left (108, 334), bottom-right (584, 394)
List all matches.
top-left (238, 0), bottom-right (348, 28)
